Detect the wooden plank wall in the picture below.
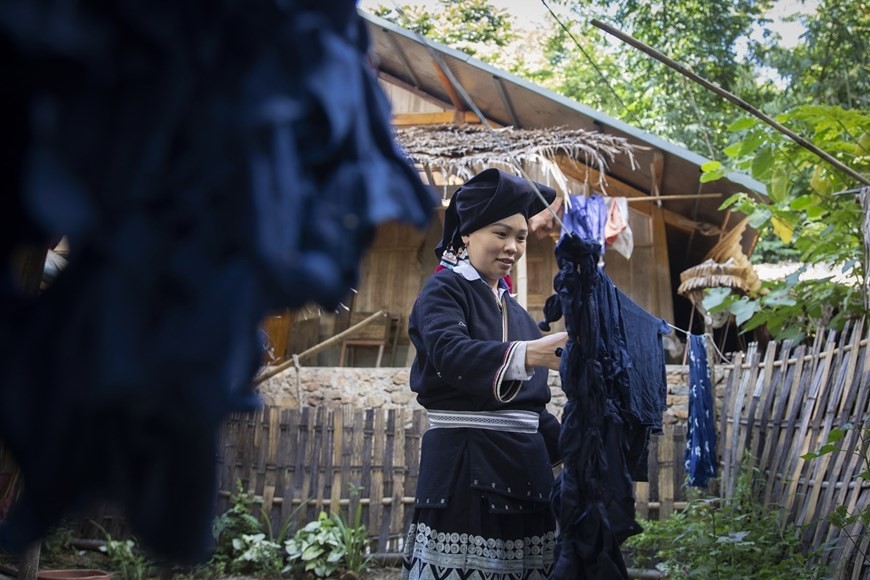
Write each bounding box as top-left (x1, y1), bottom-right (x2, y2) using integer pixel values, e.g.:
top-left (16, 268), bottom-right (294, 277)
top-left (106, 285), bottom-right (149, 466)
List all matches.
top-left (720, 324), bottom-right (870, 579)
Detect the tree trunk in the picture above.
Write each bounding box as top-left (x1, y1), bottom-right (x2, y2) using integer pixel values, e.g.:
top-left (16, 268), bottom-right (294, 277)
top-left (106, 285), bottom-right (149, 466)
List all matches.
top-left (17, 543), bottom-right (40, 580)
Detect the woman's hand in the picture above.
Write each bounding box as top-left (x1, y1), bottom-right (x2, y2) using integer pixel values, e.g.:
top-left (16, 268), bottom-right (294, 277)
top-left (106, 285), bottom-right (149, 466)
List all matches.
top-left (525, 331), bottom-right (569, 371)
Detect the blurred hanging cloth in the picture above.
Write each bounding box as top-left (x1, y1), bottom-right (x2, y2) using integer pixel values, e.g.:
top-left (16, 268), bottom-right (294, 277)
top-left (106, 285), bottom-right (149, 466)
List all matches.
top-left (540, 234), bottom-right (668, 579)
top-left (685, 334), bottom-right (718, 488)
top-left (0, 0), bottom-right (432, 564)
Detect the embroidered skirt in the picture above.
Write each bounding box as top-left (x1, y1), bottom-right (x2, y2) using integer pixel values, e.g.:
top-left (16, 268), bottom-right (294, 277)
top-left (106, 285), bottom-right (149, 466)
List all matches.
top-left (401, 459), bottom-right (556, 580)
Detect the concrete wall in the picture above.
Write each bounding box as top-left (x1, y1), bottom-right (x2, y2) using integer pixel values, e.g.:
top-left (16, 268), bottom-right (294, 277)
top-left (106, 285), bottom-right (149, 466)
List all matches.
top-left (257, 364), bottom-right (730, 424)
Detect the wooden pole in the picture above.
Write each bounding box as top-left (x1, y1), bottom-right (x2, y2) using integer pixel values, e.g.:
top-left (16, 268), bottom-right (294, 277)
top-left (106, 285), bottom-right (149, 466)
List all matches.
top-left (863, 187), bottom-right (870, 310)
top-left (591, 18), bottom-right (870, 188)
top-left (253, 311), bottom-right (387, 384)
top-left (625, 193), bottom-right (722, 202)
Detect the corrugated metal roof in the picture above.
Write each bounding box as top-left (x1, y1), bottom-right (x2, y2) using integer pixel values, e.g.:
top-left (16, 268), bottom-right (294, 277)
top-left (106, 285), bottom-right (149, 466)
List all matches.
top-left (363, 10), bottom-right (766, 246)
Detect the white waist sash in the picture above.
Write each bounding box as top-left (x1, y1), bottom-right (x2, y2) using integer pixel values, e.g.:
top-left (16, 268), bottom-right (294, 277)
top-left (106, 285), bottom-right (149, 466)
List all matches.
top-left (426, 409), bottom-right (539, 434)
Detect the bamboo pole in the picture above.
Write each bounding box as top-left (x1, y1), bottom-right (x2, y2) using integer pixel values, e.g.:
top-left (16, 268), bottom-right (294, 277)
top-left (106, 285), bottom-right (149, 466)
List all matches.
top-left (625, 193), bottom-right (723, 202)
top-left (254, 310), bottom-right (387, 384)
top-left (591, 19), bottom-right (870, 188)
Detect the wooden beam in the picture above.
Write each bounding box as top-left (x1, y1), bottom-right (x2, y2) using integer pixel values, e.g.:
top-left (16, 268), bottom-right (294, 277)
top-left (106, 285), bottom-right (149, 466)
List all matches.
top-left (432, 59), bottom-right (467, 111)
top-left (392, 111), bottom-right (485, 126)
top-left (651, 207), bottom-right (675, 323)
top-left (651, 150), bottom-right (665, 199)
top-left (554, 154), bottom-right (722, 236)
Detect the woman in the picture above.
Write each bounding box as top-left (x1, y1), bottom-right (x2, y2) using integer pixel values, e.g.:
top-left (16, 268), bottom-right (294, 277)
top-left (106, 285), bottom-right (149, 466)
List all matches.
top-left (403, 168), bottom-right (568, 580)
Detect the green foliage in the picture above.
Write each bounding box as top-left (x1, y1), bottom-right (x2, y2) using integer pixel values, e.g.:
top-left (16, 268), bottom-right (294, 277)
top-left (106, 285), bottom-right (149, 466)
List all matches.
top-left (41, 525), bottom-right (75, 560)
top-left (211, 480), bottom-right (266, 572)
top-left (759, 0), bottom-right (870, 110)
top-left (802, 422), bottom-right (870, 563)
top-left (626, 454), bottom-right (828, 578)
top-left (230, 532), bottom-right (284, 577)
top-left (373, 0), bottom-right (515, 58)
top-left (701, 104), bottom-right (869, 340)
top-left (98, 539), bottom-right (150, 580)
top-left (544, 0), bottom-right (775, 155)
top-left (283, 509), bottom-right (370, 579)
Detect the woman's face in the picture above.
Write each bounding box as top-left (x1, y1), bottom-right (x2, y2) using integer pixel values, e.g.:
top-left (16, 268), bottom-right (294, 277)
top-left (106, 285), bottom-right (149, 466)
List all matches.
top-left (462, 213), bottom-right (528, 288)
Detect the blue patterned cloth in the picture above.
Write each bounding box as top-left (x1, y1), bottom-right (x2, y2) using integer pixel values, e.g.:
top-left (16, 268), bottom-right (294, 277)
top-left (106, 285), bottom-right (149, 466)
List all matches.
top-left (685, 334), bottom-right (718, 487)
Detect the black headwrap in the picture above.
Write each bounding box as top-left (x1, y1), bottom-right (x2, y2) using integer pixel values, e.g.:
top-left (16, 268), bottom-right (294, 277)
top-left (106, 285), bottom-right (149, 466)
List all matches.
top-left (435, 168), bottom-right (558, 259)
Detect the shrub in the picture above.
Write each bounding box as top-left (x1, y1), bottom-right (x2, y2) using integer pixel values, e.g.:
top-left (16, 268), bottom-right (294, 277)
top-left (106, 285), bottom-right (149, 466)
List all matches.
top-left (626, 455), bottom-right (829, 578)
top-left (284, 509), bottom-right (371, 578)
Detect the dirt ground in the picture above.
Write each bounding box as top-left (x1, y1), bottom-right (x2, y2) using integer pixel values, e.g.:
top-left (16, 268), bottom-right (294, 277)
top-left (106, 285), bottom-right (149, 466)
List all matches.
top-left (363, 565), bottom-right (402, 580)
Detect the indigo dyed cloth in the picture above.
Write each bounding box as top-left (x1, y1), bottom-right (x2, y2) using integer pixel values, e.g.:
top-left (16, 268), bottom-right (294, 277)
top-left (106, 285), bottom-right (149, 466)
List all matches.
top-left (685, 334), bottom-right (718, 488)
top-left (561, 194), bottom-right (607, 254)
top-left (540, 235), bottom-right (669, 578)
top-left (0, 0), bottom-right (432, 563)
top-left (543, 235), bottom-right (632, 580)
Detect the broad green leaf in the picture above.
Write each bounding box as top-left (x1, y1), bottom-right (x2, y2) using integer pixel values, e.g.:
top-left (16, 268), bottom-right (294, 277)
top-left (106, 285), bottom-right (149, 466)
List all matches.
top-left (789, 195), bottom-right (816, 210)
top-left (702, 287), bottom-right (732, 312)
top-left (769, 165), bottom-right (789, 202)
top-left (751, 146), bottom-right (774, 181)
top-left (700, 164), bottom-right (727, 183)
top-left (747, 208), bottom-right (772, 228)
top-left (719, 193), bottom-right (744, 210)
top-left (728, 117), bottom-right (758, 132)
top-left (762, 290), bottom-right (797, 307)
top-left (806, 204), bottom-right (826, 220)
top-left (827, 427), bottom-right (847, 443)
top-left (302, 545), bottom-right (324, 561)
top-left (723, 142), bottom-right (743, 157)
top-left (729, 298), bottom-right (759, 326)
top-left (819, 443), bottom-right (839, 454)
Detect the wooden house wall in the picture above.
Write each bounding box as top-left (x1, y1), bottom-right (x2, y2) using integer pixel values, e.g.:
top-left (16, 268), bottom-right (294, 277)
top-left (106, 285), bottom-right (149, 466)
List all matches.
top-left (267, 82), bottom-right (676, 366)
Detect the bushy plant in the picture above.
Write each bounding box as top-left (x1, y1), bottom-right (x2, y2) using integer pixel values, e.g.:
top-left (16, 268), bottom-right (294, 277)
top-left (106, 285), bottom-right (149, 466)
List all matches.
top-left (211, 480), bottom-right (266, 572)
top-left (98, 538), bottom-right (150, 580)
top-left (230, 532), bottom-right (283, 576)
top-left (284, 509), bottom-right (371, 578)
top-left (626, 455), bottom-right (829, 578)
top-left (41, 524), bottom-right (74, 559)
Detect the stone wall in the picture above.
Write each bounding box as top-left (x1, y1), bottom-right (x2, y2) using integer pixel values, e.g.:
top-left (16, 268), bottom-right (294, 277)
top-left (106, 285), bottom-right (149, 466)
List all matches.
top-left (257, 363), bottom-right (730, 423)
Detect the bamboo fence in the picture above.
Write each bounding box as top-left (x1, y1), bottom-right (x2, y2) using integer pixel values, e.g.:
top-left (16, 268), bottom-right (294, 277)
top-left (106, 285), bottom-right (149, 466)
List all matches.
top-left (62, 407), bottom-right (688, 554)
top-left (212, 407), bottom-right (688, 554)
top-left (719, 322), bottom-right (870, 579)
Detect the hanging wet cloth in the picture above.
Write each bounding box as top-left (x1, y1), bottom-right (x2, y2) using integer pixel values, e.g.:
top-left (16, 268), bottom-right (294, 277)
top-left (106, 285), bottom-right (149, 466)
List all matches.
top-left (0, 0), bottom-right (432, 564)
top-left (544, 235), bottom-right (631, 579)
top-left (685, 334), bottom-right (718, 487)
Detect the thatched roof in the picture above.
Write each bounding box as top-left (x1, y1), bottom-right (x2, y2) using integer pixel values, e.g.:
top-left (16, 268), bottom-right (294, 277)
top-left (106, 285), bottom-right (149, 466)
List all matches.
top-left (678, 258), bottom-right (753, 299)
top-left (395, 124), bottom-right (642, 192)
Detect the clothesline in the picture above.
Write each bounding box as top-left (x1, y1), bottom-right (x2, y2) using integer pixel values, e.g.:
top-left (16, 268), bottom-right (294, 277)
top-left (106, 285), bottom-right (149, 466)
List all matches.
top-left (667, 322), bottom-right (733, 365)
top-left (625, 193), bottom-right (722, 202)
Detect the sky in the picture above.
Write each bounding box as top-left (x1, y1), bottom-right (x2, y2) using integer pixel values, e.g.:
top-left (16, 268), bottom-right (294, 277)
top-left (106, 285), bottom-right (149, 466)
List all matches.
top-left (358, 0), bottom-right (820, 48)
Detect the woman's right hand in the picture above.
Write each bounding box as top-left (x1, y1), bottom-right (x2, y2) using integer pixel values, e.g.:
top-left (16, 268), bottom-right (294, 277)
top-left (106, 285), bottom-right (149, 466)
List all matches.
top-left (525, 331), bottom-right (569, 371)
